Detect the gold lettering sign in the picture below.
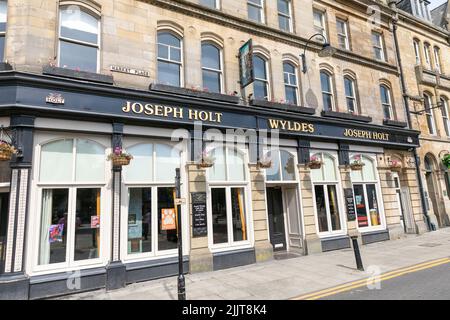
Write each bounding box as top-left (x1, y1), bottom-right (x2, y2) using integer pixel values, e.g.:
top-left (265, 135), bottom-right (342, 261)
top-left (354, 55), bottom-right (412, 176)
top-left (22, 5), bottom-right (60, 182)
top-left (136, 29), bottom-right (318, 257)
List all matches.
top-left (343, 128), bottom-right (389, 141)
top-left (268, 119), bottom-right (315, 133)
top-left (122, 101), bottom-right (223, 123)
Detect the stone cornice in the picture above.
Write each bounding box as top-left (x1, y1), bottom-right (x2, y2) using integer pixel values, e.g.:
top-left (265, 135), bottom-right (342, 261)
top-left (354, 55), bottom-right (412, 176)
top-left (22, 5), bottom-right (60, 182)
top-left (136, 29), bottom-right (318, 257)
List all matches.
top-left (144, 0), bottom-right (399, 75)
top-left (397, 11), bottom-right (450, 43)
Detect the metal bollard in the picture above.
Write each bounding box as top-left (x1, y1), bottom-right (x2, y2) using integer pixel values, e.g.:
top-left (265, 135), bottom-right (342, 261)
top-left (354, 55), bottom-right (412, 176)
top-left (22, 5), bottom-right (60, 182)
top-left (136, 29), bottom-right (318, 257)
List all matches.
top-left (350, 235), bottom-right (364, 271)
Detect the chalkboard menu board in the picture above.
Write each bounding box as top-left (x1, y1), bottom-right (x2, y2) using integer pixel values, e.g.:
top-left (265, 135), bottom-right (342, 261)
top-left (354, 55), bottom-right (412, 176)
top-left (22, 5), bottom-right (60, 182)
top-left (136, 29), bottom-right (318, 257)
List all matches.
top-left (344, 188), bottom-right (356, 221)
top-left (192, 192), bottom-right (207, 237)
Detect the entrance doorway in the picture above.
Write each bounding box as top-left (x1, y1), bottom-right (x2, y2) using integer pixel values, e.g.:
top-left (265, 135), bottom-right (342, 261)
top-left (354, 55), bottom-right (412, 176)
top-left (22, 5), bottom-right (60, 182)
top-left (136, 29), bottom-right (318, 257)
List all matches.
top-left (0, 192), bottom-right (9, 270)
top-left (267, 187), bottom-right (286, 251)
top-left (424, 156), bottom-right (442, 228)
top-left (393, 174), bottom-right (415, 233)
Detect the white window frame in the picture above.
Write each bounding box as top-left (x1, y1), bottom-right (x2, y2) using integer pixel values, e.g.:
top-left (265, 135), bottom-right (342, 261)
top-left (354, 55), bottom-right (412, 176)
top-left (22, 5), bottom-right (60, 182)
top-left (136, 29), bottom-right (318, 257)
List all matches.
top-left (264, 148), bottom-right (299, 184)
top-left (310, 151), bottom-right (346, 238)
top-left (201, 41), bottom-right (224, 94)
top-left (120, 138), bottom-right (188, 263)
top-left (157, 30), bottom-right (184, 87)
top-left (313, 9), bottom-right (327, 41)
top-left (57, 5), bottom-right (100, 73)
top-left (336, 18), bottom-right (350, 50)
top-left (344, 76), bottom-right (358, 114)
top-left (253, 53), bottom-right (271, 101)
top-left (320, 70), bottom-right (335, 111)
top-left (206, 146), bottom-right (253, 252)
top-left (247, 0), bottom-right (265, 24)
top-left (434, 47), bottom-right (442, 74)
top-left (199, 0), bottom-right (219, 9)
top-left (283, 61), bottom-right (299, 106)
top-left (350, 154), bottom-right (386, 233)
top-left (423, 43), bottom-right (432, 70)
top-left (0, 0), bottom-right (6, 62)
top-left (278, 0), bottom-right (293, 32)
top-left (413, 40), bottom-right (421, 65)
top-left (441, 98), bottom-right (450, 137)
top-left (372, 32), bottom-right (385, 61)
top-left (380, 85), bottom-right (393, 120)
top-left (28, 133), bottom-right (111, 275)
top-left (424, 93), bottom-right (437, 135)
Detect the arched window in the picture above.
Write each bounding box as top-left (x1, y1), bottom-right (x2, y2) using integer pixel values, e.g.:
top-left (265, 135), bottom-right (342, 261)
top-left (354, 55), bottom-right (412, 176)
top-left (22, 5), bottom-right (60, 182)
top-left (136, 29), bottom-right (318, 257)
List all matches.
top-left (278, 0), bottom-right (293, 32)
top-left (248, 0), bottom-right (264, 23)
top-left (423, 43), bottom-right (432, 70)
top-left (265, 149), bottom-right (296, 182)
top-left (380, 85), bottom-right (393, 120)
top-left (350, 155), bottom-right (382, 229)
top-left (253, 54), bottom-right (270, 100)
top-left (207, 147), bottom-right (248, 247)
top-left (413, 39), bottom-right (421, 65)
top-left (123, 143), bottom-right (181, 256)
top-left (344, 76), bottom-right (358, 113)
top-left (424, 93), bottom-right (436, 135)
top-left (283, 62), bottom-right (299, 105)
top-left (320, 71), bottom-right (334, 111)
top-left (310, 152), bottom-right (343, 234)
top-left (201, 42), bottom-right (223, 93)
top-left (157, 31), bottom-right (183, 87)
top-left (200, 0), bottom-right (219, 9)
top-left (0, 0), bottom-right (6, 62)
top-left (441, 97), bottom-right (450, 137)
top-left (38, 138), bottom-right (106, 266)
top-left (434, 46), bottom-right (442, 74)
top-left (58, 5), bottom-right (100, 73)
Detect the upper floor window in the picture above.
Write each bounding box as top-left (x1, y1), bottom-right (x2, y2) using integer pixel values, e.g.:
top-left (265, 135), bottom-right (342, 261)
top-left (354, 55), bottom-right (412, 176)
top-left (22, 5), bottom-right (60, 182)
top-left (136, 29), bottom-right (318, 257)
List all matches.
top-left (380, 85), bottom-right (393, 120)
top-left (371, 32), bottom-right (385, 61)
top-left (278, 0), bottom-right (293, 32)
top-left (200, 0), bottom-right (219, 9)
top-left (59, 5), bottom-right (99, 73)
top-left (423, 43), bottom-right (432, 70)
top-left (201, 42), bottom-right (223, 93)
top-left (413, 39), bottom-right (421, 65)
top-left (253, 54), bottom-right (270, 100)
top-left (248, 0), bottom-right (264, 23)
top-left (434, 47), bottom-right (442, 74)
top-left (336, 18), bottom-right (350, 50)
top-left (424, 93), bottom-right (437, 135)
top-left (440, 97), bottom-right (450, 137)
top-left (320, 70), bottom-right (334, 111)
top-left (157, 31), bottom-right (183, 87)
top-left (283, 62), bottom-right (299, 105)
top-left (344, 76), bottom-right (357, 114)
top-left (313, 10), bottom-right (327, 42)
top-left (0, 0), bottom-right (6, 62)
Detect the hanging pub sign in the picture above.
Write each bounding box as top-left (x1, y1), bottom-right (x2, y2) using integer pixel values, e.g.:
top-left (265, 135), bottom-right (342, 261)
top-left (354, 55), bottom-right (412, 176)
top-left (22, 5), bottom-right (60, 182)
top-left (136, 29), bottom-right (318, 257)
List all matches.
top-left (239, 39), bottom-right (254, 88)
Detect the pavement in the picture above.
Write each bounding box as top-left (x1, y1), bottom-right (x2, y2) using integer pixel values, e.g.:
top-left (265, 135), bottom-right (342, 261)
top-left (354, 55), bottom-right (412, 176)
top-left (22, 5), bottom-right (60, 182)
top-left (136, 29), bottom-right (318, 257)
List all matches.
top-left (59, 228), bottom-right (450, 300)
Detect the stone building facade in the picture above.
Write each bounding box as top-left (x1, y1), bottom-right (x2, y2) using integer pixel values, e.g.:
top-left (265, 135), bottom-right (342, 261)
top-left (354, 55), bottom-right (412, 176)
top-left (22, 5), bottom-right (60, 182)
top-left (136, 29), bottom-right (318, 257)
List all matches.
top-left (0, 0), bottom-right (434, 299)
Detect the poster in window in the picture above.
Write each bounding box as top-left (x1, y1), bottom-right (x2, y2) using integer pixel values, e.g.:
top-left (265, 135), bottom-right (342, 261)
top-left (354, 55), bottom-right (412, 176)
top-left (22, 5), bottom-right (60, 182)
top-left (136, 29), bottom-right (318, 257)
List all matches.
top-left (161, 208), bottom-right (176, 230)
top-left (49, 224), bottom-right (64, 243)
top-left (91, 216), bottom-right (100, 228)
top-left (239, 39), bottom-right (254, 88)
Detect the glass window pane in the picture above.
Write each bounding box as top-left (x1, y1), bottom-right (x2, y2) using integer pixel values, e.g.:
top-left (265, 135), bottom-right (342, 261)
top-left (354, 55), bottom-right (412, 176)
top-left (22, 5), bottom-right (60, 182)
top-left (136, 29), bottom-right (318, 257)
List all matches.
top-left (283, 62), bottom-right (294, 74)
top-left (254, 80), bottom-right (268, 100)
top-left (60, 6), bottom-right (98, 44)
top-left (157, 44), bottom-right (169, 60)
top-left (170, 47), bottom-right (181, 62)
top-left (345, 78), bottom-right (354, 97)
top-left (202, 44), bottom-right (220, 70)
top-left (128, 188), bottom-right (152, 254)
top-left (285, 86), bottom-right (297, 105)
top-left (367, 184), bottom-right (380, 226)
top-left (40, 139), bottom-right (73, 183)
top-left (347, 98), bottom-right (355, 113)
top-left (200, 0), bottom-right (216, 8)
top-left (74, 188), bottom-right (101, 261)
top-left (209, 147), bottom-right (226, 181)
top-left (39, 189), bottom-right (69, 265)
top-left (278, 0), bottom-right (289, 13)
top-left (231, 188), bottom-right (247, 242)
top-left (353, 184), bottom-right (368, 227)
top-left (320, 72), bottom-right (331, 92)
top-left (314, 185), bottom-right (329, 232)
top-left (157, 60), bottom-right (181, 87)
top-left (327, 185), bottom-right (341, 231)
top-left (59, 40), bottom-right (98, 73)
top-left (212, 188), bottom-right (228, 244)
top-left (228, 149), bottom-right (246, 182)
top-left (323, 93), bottom-right (333, 111)
top-left (323, 154), bottom-right (336, 181)
top-left (155, 144), bottom-right (179, 182)
top-left (203, 70), bottom-right (221, 93)
top-left (157, 187), bottom-right (177, 251)
top-left (289, 73), bottom-right (297, 86)
top-left (362, 157), bottom-right (376, 181)
top-left (248, 4), bottom-right (262, 22)
top-left (124, 144), bottom-right (153, 182)
top-left (281, 150), bottom-right (296, 181)
top-left (253, 55), bottom-right (267, 79)
top-left (0, 1), bottom-right (6, 27)
top-left (0, 36), bottom-right (4, 62)
top-left (158, 32), bottom-right (180, 48)
top-left (75, 139), bottom-right (105, 182)
top-left (279, 15), bottom-right (290, 31)
top-left (265, 151), bottom-right (281, 181)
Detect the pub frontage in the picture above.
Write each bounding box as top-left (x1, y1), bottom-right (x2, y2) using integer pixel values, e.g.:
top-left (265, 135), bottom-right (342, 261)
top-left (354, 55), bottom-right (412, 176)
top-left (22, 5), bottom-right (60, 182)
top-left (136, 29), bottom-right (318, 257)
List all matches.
top-left (0, 70), bottom-right (427, 299)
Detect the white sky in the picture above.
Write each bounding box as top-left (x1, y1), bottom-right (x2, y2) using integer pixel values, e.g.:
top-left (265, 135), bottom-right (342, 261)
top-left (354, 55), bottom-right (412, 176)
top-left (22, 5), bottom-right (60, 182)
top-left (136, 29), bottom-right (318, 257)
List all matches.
top-left (429, 0), bottom-right (447, 10)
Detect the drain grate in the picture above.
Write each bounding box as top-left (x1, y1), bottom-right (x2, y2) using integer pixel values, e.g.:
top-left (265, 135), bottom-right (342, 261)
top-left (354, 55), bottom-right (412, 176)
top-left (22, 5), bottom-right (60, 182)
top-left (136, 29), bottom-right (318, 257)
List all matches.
top-left (418, 243), bottom-right (442, 247)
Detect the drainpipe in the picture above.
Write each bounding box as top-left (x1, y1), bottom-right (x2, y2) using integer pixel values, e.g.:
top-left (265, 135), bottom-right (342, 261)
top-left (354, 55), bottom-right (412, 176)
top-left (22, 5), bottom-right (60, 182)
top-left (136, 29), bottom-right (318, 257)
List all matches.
top-left (389, 1), bottom-right (432, 231)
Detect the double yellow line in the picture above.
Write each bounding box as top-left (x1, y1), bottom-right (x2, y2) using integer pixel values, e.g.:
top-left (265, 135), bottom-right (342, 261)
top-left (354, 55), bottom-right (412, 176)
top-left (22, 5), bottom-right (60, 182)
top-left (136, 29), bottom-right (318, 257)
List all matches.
top-left (291, 257), bottom-right (450, 300)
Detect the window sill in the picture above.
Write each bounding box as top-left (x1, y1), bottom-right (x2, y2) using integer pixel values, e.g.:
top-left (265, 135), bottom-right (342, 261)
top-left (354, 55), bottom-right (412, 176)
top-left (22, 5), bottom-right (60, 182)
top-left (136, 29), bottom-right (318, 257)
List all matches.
top-left (42, 65), bottom-right (114, 85)
top-left (149, 83), bottom-right (241, 104)
top-left (383, 119), bottom-right (408, 128)
top-left (321, 110), bottom-right (372, 123)
top-left (249, 99), bottom-right (316, 115)
top-left (0, 62), bottom-right (13, 71)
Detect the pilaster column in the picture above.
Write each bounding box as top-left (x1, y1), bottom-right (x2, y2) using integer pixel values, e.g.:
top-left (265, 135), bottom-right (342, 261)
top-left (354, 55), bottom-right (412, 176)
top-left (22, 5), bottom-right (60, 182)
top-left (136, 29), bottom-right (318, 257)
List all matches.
top-left (403, 167), bottom-right (428, 234)
top-left (0, 115), bottom-right (34, 300)
top-left (106, 123), bottom-right (126, 291)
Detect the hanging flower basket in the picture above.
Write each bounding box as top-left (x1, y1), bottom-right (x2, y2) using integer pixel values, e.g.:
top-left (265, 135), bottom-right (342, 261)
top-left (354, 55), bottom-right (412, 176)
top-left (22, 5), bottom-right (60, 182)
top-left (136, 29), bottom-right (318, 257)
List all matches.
top-left (0, 141), bottom-right (17, 161)
top-left (107, 147), bottom-right (133, 167)
top-left (197, 150), bottom-right (215, 168)
top-left (307, 156), bottom-right (323, 170)
top-left (389, 160), bottom-right (403, 172)
top-left (350, 155), bottom-right (365, 171)
top-left (442, 154), bottom-right (450, 169)
top-left (257, 156), bottom-right (273, 169)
